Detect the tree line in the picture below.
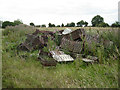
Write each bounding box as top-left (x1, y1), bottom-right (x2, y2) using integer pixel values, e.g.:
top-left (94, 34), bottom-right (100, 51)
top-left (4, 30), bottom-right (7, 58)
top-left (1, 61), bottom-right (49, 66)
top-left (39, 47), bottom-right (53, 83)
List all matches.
top-left (0, 15), bottom-right (120, 28)
top-left (0, 19), bottom-right (23, 28)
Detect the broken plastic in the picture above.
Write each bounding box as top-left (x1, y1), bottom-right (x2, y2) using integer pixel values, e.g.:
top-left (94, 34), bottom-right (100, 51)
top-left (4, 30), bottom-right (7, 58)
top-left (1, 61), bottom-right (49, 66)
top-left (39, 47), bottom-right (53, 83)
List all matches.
top-left (62, 28), bottom-right (72, 35)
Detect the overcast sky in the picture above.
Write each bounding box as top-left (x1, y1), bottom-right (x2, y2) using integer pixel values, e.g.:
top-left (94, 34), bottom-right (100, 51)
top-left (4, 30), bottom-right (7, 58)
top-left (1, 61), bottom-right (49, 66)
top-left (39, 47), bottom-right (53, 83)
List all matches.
top-left (0, 0), bottom-right (119, 26)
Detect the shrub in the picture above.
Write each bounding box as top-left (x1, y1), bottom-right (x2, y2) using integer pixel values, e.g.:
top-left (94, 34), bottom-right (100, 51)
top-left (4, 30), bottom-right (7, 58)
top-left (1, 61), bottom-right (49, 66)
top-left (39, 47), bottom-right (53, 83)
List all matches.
top-left (14, 19), bottom-right (23, 25)
top-left (2, 21), bottom-right (15, 28)
top-left (2, 24), bottom-right (36, 36)
top-left (111, 22), bottom-right (120, 27)
top-left (2, 20), bottom-right (23, 28)
top-left (97, 22), bottom-right (109, 27)
top-left (30, 22), bottom-right (35, 26)
top-left (41, 24), bottom-right (46, 27)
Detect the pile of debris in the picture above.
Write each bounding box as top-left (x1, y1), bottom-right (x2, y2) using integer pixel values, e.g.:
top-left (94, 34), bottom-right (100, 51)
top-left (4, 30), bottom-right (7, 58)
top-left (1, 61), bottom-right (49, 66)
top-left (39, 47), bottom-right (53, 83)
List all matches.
top-left (17, 28), bottom-right (112, 66)
top-left (17, 29), bottom-right (55, 51)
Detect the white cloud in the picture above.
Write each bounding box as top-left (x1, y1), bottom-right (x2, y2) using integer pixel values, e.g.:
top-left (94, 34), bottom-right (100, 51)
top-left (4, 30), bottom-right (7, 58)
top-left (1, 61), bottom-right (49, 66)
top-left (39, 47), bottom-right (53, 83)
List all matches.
top-left (0, 0), bottom-right (119, 26)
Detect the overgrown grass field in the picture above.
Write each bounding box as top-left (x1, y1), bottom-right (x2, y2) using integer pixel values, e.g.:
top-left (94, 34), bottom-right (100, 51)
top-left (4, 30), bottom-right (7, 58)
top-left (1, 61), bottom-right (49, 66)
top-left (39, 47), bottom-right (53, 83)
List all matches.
top-left (2, 25), bottom-right (120, 88)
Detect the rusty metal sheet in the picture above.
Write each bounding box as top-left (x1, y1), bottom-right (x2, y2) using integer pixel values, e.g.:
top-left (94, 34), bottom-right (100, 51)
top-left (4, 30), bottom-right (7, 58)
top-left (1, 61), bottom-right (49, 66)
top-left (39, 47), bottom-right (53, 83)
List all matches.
top-left (18, 29), bottom-right (56, 51)
top-left (84, 34), bottom-right (100, 51)
top-left (68, 40), bottom-right (74, 51)
top-left (60, 38), bottom-right (69, 50)
top-left (18, 34), bottom-right (44, 51)
top-left (63, 29), bottom-right (85, 41)
top-left (73, 41), bottom-right (82, 53)
top-left (60, 38), bottom-right (82, 53)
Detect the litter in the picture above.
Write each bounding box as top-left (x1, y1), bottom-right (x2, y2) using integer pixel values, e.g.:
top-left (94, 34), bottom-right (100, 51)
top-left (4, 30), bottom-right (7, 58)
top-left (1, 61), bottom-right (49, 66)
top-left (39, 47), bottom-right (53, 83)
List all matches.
top-left (82, 58), bottom-right (94, 62)
top-left (62, 28), bottom-right (72, 35)
top-left (17, 28), bottom-right (112, 66)
top-left (50, 50), bottom-right (74, 62)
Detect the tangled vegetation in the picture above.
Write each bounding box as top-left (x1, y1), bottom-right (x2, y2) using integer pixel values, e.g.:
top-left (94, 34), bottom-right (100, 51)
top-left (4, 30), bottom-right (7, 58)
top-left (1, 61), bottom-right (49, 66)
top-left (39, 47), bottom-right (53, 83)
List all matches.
top-left (2, 25), bottom-right (119, 88)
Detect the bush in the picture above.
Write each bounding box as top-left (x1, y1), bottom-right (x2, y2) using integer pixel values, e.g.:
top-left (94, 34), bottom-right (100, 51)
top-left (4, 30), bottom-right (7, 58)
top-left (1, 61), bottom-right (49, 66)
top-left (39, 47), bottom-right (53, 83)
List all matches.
top-left (30, 22), bottom-right (35, 26)
top-left (2, 24), bottom-right (36, 36)
top-left (14, 19), bottom-right (23, 25)
top-left (2, 21), bottom-right (15, 28)
top-left (41, 24), bottom-right (46, 27)
top-left (111, 22), bottom-right (120, 27)
top-left (48, 23), bottom-right (55, 27)
top-left (2, 20), bottom-right (23, 28)
top-left (65, 22), bottom-right (75, 27)
top-left (97, 22), bottom-right (109, 27)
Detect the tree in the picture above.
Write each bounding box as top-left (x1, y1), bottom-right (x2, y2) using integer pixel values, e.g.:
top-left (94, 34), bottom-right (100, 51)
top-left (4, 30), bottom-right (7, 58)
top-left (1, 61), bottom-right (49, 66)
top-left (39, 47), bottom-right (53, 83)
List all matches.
top-left (65, 23), bottom-right (70, 27)
top-left (98, 22), bottom-right (109, 27)
top-left (41, 24), bottom-right (46, 27)
top-left (84, 21), bottom-right (88, 27)
top-left (66, 22), bottom-right (75, 27)
top-left (14, 19), bottom-right (23, 25)
top-left (70, 22), bottom-right (75, 27)
top-left (51, 24), bottom-right (55, 27)
top-left (2, 21), bottom-right (14, 28)
top-left (61, 23), bottom-right (64, 27)
top-left (48, 23), bottom-right (51, 27)
top-left (111, 22), bottom-right (120, 27)
top-left (48, 23), bottom-right (55, 27)
top-left (30, 22), bottom-right (35, 26)
top-left (56, 25), bottom-right (60, 27)
top-left (36, 25), bottom-right (41, 27)
top-left (77, 20), bottom-right (85, 27)
top-left (2, 19), bottom-right (23, 28)
top-left (91, 15), bottom-right (104, 27)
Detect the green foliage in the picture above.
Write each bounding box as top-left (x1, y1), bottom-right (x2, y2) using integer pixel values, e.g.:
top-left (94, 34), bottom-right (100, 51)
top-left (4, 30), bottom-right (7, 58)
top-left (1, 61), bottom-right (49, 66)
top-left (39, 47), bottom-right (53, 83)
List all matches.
top-left (47, 37), bottom-right (56, 51)
top-left (77, 20), bottom-right (88, 27)
top-left (48, 23), bottom-right (55, 27)
top-left (2, 21), bottom-right (15, 28)
top-left (30, 22), bottom-right (35, 26)
top-left (2, 20), bottom-right (23, 28)
top-left (111, 21), bottom-right (120, 27)
top-left (97, 46), bottom-right (105, 64)
top-left (70, 22), bottom-right (75, 27)
top-left (61, 23), bottom-right (64, 27)
top-left (2, 52), bottom-right (118, 88)
top-left (100, 29), bottom-right (120, 59)
top-left (2, 27), bottom-right (119, 88)
top-left (84, 21), bottom-right (88, 27)
top-left (14, 19), bottom-right (23, 25)
top-left (77, 20), bottom-right (84, 27)
top-left (97, 22), bottom-right (109, 27)
top-left (42, 46), bottom-right (49, 52)
top-left (42, 36), bottom-right (57, 52)
top-left (2, 24), bottom-right (35, 36)
top-left (91, 15), bottom-right (104, 27)
top-left (65, 22), bottom-right (75, 27)
top-left (35, 25), bottom-right (41, 27)
top-left (54, 31), bottom-right (61, 46)
top-left (73, 57), bottom-right (85, 70)
top-left (41, 24), bottom-right (46, 27)
top-left (56, 25), bottom-right (60, 27)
